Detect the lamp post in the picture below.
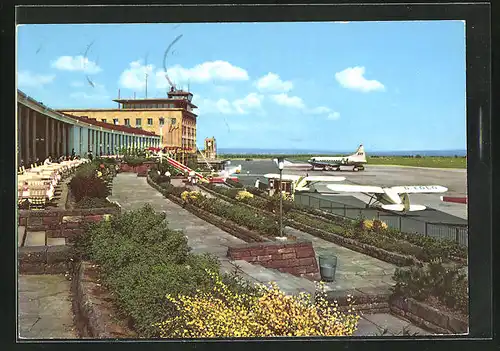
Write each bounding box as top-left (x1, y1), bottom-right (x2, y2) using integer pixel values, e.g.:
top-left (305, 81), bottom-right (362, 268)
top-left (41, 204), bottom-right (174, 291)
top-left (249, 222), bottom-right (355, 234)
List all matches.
top-left (277, 157), bottom-right (285, 237)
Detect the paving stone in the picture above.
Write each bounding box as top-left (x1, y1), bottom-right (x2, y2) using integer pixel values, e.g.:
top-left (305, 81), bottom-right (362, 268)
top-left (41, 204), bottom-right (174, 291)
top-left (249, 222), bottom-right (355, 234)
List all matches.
top-left (361, 313), bottom-right (432, 336)
top-left (18, 275), bottom-right (77, 339)
top-left (18, 226), bottom-right (26, 247)
top-left (46, 237), bottom-right (66, 246)
top-left (24, 231), bottom-right (46, 247)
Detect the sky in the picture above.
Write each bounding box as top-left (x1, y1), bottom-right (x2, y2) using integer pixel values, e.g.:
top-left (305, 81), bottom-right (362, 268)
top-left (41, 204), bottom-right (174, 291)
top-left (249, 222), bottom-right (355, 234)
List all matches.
top-left (16, 21), bottom-right (466, 152)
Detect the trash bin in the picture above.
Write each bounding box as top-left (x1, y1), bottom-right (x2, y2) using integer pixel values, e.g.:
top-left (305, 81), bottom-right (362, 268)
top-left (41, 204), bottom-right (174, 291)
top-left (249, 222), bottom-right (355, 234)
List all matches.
top-left (319, 254), bottom-right (338, 282)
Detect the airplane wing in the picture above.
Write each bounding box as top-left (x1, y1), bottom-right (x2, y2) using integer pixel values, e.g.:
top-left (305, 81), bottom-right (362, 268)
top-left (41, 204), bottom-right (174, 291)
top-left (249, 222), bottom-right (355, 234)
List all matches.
top-left (264, 173), bottom-right (302, 181)
top-left (304, 176), bottom-right (346, 182)
top-left (390, 185), bottom-right (448, 194)
top-left (325, 184), bottom-right (385, 194)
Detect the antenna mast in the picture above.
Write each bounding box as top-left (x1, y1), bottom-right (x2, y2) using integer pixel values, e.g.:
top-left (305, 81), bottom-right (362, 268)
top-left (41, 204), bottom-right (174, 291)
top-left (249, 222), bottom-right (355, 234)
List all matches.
top-left (145, 52), bottom-right (149, 99)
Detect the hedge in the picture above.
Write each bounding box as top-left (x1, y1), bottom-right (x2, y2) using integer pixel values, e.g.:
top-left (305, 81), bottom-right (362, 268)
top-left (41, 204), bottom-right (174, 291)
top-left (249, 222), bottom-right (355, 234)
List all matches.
top-left (75, 204), bottom-right (261, 337)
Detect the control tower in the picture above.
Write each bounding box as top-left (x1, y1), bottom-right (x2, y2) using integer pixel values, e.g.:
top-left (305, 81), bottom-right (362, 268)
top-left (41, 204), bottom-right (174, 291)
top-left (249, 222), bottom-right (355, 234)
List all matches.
top-left (204, 137), bottom-right (217, 159)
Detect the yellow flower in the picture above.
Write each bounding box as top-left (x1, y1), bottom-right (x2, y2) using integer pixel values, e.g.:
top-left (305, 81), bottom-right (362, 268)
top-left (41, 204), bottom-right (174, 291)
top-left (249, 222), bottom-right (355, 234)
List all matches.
top-left (155, 270), bottom-right (359, 338)
top-left (235, 191), bottom-right (254, 201)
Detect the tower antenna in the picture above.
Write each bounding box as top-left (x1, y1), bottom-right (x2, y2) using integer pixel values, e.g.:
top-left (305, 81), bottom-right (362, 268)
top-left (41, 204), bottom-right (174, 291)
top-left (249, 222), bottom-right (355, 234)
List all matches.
top-left (145, 52), bottom-right (149, 99)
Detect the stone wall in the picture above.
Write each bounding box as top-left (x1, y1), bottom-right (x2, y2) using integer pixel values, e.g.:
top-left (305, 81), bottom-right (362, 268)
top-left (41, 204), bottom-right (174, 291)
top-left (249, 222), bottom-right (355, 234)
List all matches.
top-left (227, 240), bottom-right (319, 277)
top-left (72, 262), bottom-right (136, 338)
top-left (18, 245), bottom-right (73, 274)
top-left (390, 296), bottom-right (468, 334)
top-left (18, 207), bottom-right (120, 243)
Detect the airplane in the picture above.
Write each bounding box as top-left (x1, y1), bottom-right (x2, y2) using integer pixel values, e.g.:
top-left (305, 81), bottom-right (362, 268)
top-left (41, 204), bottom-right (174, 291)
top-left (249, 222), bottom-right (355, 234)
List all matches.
top-left (272, 158), bottom-right (314, 171)
top-left (324, 184), bottom-right (448, 213)
top-left (216, 164), bottom-right (242, 178)
top-left (308, 145), bottom-right (367, 172)
top-left (263, 173), bottom-right (346, 199)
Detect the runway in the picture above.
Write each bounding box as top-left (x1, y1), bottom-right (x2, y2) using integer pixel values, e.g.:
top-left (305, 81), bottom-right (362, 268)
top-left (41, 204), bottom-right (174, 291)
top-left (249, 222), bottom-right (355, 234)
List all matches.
top-left (230, 159), bottom-right (468, 225)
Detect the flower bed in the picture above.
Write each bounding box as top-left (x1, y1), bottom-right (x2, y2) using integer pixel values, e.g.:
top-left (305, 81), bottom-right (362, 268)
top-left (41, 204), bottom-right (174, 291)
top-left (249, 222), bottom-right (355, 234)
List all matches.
top-left (154, 272), bottom-right (360, 338)
top-left (75, 204), bottom-right (360, 338)
top-left (199, 183), bottom-right (467, 265)
top-left (148, 171), bottom-right (284, 240)
top-left (68, 160), bottom-right (117, 208)
top-left (148, 177), bottom-right (270, 243)
top-left (391, 260), bottom-right (468, 321)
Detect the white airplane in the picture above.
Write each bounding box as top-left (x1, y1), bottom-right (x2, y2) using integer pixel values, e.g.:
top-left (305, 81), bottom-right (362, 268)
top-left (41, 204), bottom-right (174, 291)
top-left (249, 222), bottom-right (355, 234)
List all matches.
top-left (324, 184), bottom-right (448, 212)
top-left (217, 164), bottom-right (242, 178)
top-left (272, 158), bottom-right (314, 171)
top-left (263, 174), bottom-right (346, 198)
top-left (308, 145), bottom-right (367, 172)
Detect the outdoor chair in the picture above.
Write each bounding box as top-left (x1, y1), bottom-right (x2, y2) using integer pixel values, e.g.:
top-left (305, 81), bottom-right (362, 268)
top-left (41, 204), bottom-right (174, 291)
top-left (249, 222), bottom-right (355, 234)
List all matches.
top-left (27, 188), bottom-right (48, 209)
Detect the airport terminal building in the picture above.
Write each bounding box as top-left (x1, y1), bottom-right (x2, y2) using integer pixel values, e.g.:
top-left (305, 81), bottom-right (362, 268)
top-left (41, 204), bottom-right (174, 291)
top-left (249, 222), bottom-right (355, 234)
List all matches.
top-left (17, 90), bottom-right (161, 167)
top-left (57, 87), bottom-right (198, 166)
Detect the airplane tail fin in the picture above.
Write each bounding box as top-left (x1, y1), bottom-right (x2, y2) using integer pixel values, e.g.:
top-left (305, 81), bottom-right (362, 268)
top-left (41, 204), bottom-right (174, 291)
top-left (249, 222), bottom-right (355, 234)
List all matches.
top-left (273, 158), bottom-right (292, 167)
top-left (351, 144), bottom-right (367, 161)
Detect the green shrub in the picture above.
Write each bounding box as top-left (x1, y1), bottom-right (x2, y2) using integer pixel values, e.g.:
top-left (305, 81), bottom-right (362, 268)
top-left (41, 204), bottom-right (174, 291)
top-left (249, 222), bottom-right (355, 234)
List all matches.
top-left (75, 196), bottom-right (119, 209)
top-left (80, 204), bottom-right (259, 337)
top-left (191, 196), bottom-right (281, 236)
top-left (246, 186), bottom-right (269, 198)
top-left (69, 166), bottom-right (109, 202)
top-left (226, 178), bottom-right (244, 188)
top-left (392, 260), bottom-right (468, 315)
top-left (95, 157), bottom-right (118, 166)
top-left (123, 155), bottom-right (148, 167)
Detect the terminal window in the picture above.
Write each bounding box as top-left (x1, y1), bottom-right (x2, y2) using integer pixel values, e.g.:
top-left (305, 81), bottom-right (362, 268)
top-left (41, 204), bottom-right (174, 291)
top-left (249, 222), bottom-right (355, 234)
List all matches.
top-left (101, 119), bottom-right (107, 123)
top-left (136, 118), bottom-right (142, 127)
top-left (113, 119), bottom-right (119, 125)
top-left (159, 118), bottom-right (165, 126)
top-left (147, 118), bottom-right (153, 126)
top-left (124, 118), bottom-right (130, 126)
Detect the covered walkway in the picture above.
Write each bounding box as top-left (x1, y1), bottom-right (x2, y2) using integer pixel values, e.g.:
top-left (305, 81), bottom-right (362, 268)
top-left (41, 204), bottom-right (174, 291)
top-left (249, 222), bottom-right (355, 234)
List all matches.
top-left (17, 90), bottom-right (162, 168)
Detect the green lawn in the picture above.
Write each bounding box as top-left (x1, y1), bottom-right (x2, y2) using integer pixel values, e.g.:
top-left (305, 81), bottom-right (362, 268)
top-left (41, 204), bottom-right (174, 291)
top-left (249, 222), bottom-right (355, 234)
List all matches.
top-left (218, 154), bottom-right (466, 169)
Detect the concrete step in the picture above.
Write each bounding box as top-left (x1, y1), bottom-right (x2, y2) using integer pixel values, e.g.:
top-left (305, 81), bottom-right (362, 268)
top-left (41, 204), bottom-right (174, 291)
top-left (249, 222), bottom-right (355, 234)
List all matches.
top-left (24, 231), bottom-right (46, 247)
top-left (18, 226), bottom-right (26, 247)
top-left (47, 237), bottom-right (66, 246)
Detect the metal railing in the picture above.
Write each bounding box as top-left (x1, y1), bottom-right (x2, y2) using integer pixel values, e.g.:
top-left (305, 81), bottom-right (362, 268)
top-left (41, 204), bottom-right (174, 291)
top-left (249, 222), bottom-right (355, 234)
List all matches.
top-left (294, 193), bottom-right (468, 247)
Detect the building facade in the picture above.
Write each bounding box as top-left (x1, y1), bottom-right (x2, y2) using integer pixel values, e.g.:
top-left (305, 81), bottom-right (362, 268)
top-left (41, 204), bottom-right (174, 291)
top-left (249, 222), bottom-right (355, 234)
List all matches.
top-left (58, 88), bottom-right (198, 165)
top-left (17, 90), bottom-right (161, 167)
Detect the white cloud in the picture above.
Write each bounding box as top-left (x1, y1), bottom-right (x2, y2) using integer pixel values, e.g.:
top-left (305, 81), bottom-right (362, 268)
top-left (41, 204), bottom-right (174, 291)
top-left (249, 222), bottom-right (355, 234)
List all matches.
top-left (270, 93), bottom-right (305, 109)
top-left (119, 60), bottom-right (155, 90)
top-left (255, 73), bottom-right (293, 93)
top-left (335, 66), bottom-right (385, 92)
top-left (51, 55), bottom-right (102, 74)
top-left (156, 60), bottom-right (249, 88)
top-left (233, 93), bottom-right (263, 114)
top-left (327, 111), bottom-right (341, 120)
top-left (17, 71), bottom-right (55, 88)
top-left (119, 60), bottom-right (249, 91)
top-left (196, 93), bottom-right (264, 115)
top-left (307, 106), bottom-right (332, 115)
